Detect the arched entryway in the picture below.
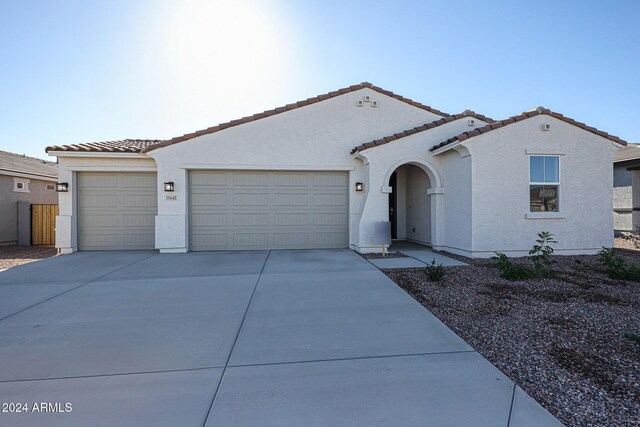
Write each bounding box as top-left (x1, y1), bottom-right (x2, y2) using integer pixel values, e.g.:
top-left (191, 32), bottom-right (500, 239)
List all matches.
top-left (388, 164), bottom-right (432, 244)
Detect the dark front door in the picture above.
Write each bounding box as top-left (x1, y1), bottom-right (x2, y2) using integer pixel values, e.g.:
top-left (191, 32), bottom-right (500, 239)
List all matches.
top-left (389, 172), bottom-right (397, 239)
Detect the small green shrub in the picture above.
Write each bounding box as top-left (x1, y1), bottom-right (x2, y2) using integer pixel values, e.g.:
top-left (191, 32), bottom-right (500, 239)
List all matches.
top-left (491, 252), bottom-right (533, 281)
top-left (529, 231), bottom-right (557, 277)
top-left (424, 259), bottom-right (446, 282)
top-left (598, 247), bottom-right (640, 281)
top-left (492, 231), bottom-right (558, 281)
top-left (598, 247), bottom-right (627, 277)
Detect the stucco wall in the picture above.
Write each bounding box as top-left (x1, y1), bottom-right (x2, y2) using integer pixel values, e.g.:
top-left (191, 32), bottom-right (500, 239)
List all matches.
top-left (356, 117), bottom-right (487, 252)
top-left (439, 150), bottom-right (472, 254)
top-left (54, 155), bottom-right (157, 253)
top-left (465, 115), bottom-right (618, 257)
top-left (148, 87), bottom-right (445, 252)
top-left (0, 174), bottom-right (58, 245)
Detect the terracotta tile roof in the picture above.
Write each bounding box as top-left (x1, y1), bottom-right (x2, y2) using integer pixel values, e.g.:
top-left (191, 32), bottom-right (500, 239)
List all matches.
top-left (45, 139), bottom-right (163, 153)
top-left (0, 150), bottom-right (58, 178)
top-left (430, 107), bottom-right (628, 152)
top-left (350, 110), bottom-right (494, 155)
top-left (614, 143), bottom-right (640, 163)
top-left (142, 82), bottom-right (450, 153)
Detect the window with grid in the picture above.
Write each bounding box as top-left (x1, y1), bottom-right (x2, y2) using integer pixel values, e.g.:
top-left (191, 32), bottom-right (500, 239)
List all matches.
top-left (529, 156), bottom-right (559, 212)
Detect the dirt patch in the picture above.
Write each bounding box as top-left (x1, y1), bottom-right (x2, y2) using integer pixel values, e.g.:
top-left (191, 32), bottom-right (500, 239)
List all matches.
top-left (384, 253), bottom-right (640, 427)
top-left (359, 251), bottom-right (408, 259)
top-left (615, 236), bottom-right (640, 252)
top-left (0, 246), bottom-right (57, 270)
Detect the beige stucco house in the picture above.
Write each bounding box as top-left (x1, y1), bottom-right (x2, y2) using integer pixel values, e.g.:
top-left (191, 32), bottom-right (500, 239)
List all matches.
top-left (0, 150), bottom-right (58, 245)
top-left (46, 82), bottom-right (626, 257)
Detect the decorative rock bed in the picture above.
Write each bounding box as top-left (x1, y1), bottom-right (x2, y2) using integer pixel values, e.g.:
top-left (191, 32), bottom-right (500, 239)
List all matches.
top-left (384, 245), bottom-right (639, 427)
top-left (0, 246), bottom-right (57, 271)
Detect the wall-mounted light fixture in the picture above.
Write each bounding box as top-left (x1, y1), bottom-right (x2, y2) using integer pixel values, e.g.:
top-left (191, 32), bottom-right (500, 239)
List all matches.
top-left (355, 182), bottom-right (364, 192)
top-left (56, 182), bottom-right (69, 192)
top-left (164, 182), bottom-right (175, 192)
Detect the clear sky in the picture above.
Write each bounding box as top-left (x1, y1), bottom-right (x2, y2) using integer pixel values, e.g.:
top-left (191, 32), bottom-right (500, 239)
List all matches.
top-left (1, 0), bottom-right (638, 159)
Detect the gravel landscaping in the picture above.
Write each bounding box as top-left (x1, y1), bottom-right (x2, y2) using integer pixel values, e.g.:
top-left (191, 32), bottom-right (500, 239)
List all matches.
top-left (0, 246), bottom-right (57, 271)
top-left (360, 251), bottom-right (408, 259)
top-left (383, 244), bottom-right (639, 427)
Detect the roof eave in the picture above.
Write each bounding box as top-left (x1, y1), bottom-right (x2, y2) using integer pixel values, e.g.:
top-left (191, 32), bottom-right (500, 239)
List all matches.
top-left (47, 151), bottom-right (150, 158)
top-left (431, 140), bottom-right (463, 156)
top-left (0, 169), bottom-right (58, 181)
top-left (615, 157), bottom-right (640, 164)
top-left (431, 109), bottom-right (628, 153)
top-left (350, 112), bottom-right (493, 155)
top-left (144, 82), bottom-right (450, 153)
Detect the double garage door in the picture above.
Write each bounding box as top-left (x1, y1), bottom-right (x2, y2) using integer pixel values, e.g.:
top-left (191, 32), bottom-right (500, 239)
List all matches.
top-left (77, 171), bottom-right (348, 251)
top-left (189, 171), bottom-right (349, 251)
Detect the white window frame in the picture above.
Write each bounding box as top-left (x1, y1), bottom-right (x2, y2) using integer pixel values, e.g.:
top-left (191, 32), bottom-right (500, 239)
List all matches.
top-left (528, 155), bottom-right (560, 214)
top-left (13, 177), bottom-right (30, 193)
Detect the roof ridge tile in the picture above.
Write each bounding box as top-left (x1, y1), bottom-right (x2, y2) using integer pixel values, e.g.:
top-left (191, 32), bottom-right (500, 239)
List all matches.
top-left (430, 108), bottom-right (627, 152)
top-left (143, 82), bottom-right (450, 153)
top-left (350, 111), bottom-right (494, 154)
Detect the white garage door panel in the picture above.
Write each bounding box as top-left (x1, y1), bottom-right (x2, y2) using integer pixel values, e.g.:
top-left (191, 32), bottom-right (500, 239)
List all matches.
top-left (78, 173), bottom-right (157, 250)
top-left (189, 171), bottom-right (348, 251)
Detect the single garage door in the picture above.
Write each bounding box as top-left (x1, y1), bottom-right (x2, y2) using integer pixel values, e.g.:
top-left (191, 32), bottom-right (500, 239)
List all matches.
top-left (78, 172), bottom-right (157, 250)
top-left (189, 171), bottom-right (348, 251)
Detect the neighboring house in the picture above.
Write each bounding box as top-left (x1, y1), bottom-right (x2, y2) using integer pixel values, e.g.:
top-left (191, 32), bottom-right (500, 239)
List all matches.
top-left (46, 82), bottom-right (626, 257)
top-left (613, 143), bottom-right (640, 234)
top-left (0, 150), bottom-right (58, 245)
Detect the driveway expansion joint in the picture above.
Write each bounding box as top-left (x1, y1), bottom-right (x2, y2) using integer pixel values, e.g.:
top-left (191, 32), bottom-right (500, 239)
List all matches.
top-left (0, 252), bottom-right (159, 324)
top-left (202, 250), bottom-right (272, 427)
top-left (0, 365), bottom-right (222, 384)
top-left (226, 349), bottom-right (478, 369)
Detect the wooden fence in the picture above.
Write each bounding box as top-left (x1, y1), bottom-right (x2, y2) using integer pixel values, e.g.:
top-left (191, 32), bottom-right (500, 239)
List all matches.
top-left (31, 204), bottom-right (58, 245)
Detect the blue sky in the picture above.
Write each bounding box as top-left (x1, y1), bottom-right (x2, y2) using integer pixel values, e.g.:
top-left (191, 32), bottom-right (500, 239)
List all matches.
top-left (1, 0), bottom-right (638, 159)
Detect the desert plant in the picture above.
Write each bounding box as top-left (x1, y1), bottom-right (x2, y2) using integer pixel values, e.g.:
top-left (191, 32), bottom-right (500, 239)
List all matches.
top-left (529, 231), bottom-right (557, 277)
top-left (424, 259), bottom-right (447, 282)
top-left (491, 252), bottom-right (533, 281)
top-left (599, 247), bottom-right (626, 275)
top-left (598, 247), bottom-right (640, 281)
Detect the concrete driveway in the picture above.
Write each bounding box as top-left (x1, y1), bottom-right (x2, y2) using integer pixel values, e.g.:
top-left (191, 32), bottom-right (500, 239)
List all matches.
top-left (0, 249), bottom-right (561, 426)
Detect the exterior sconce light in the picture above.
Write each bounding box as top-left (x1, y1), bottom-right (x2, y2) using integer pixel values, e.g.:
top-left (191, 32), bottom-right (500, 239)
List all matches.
top-left (56, 182), bottom-right (69, 192)
top-left (355, 182), bottom-right (364, 192)
top-left (164, 182), bottom-right (175, 192)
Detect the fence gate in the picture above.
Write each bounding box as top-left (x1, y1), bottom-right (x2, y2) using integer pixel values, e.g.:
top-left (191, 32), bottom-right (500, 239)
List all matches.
top-left (31, 204), bottom-right (58, 245)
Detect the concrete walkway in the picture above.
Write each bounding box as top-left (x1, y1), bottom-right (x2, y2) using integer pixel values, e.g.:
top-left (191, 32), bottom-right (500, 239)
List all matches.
top-left (0, 250), bottom-right (561, 426)
top-left (368, 242), bottom-right (468, 269)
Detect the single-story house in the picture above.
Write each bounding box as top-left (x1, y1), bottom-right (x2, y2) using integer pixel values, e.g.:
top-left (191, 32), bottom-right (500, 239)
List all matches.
top-left (613, 143), bottom-right (640, 234)
top-left (0, 150), bottom-right (58, 245)
top-left (46, 82), bottom-right (626, 257)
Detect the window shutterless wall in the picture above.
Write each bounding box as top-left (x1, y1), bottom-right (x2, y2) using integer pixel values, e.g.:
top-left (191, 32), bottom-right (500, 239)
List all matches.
top-left (468, 115), bottom-right (617, 256)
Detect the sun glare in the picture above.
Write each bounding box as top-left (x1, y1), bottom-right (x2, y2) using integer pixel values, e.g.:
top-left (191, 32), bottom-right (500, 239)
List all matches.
top-left (148, 0), bottom-right (295, 132)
